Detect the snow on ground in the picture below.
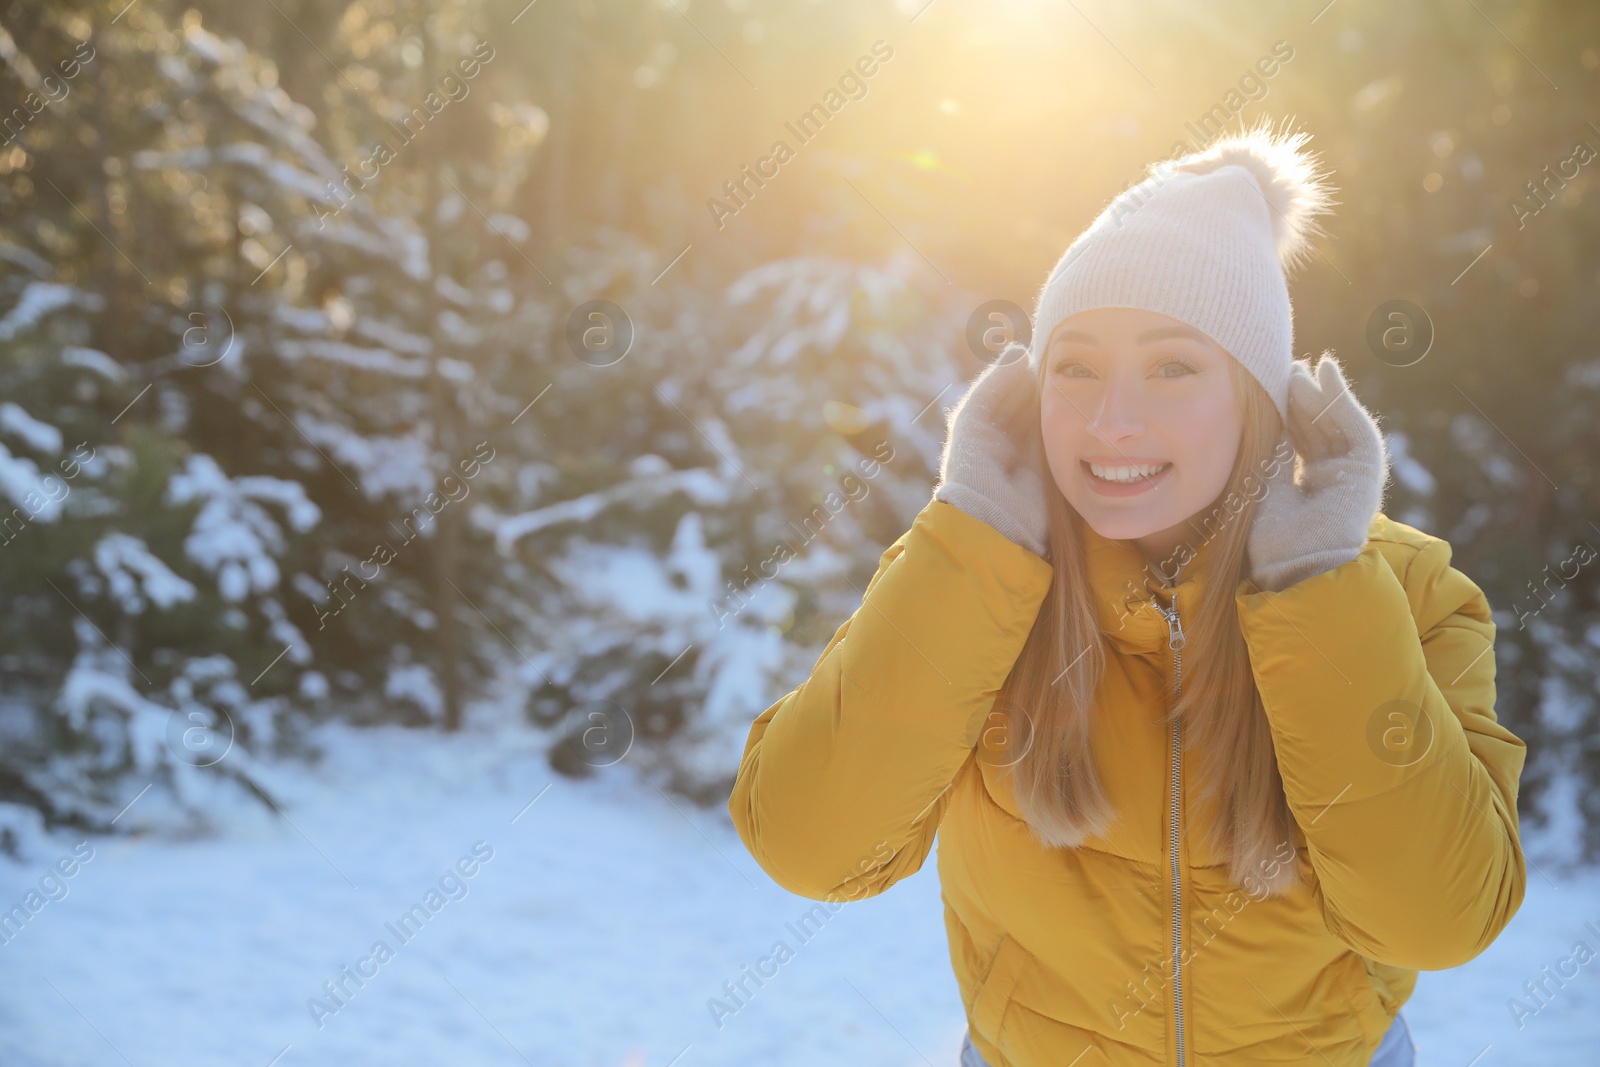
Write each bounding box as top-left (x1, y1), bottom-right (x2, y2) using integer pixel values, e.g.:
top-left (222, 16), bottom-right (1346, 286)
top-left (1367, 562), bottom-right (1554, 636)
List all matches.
top-left (0, 721), bottom-right (1595, 1066)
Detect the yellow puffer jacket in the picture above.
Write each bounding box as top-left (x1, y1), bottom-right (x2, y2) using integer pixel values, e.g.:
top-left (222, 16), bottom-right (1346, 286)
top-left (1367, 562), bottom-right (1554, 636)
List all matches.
top-left (728, 499), bottom-right (1527, 1066)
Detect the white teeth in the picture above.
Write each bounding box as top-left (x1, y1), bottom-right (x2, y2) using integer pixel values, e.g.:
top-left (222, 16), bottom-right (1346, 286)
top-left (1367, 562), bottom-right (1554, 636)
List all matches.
top-left (1088, 461), bottom-right (1169, 483)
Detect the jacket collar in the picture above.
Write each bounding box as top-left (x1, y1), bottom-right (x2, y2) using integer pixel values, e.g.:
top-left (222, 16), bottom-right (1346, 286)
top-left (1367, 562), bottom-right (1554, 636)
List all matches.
top-left (1078, 519), bottom-right (1232, 656)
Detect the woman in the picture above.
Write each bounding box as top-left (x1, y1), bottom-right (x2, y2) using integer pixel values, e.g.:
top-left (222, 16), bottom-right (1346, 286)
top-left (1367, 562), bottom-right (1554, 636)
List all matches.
top-left (726, 124), bottom-right (1527, 1066)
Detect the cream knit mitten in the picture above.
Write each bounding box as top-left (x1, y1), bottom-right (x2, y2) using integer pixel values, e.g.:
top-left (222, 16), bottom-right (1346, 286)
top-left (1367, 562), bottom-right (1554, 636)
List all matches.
top-left (1246, 354), bottom-right (1392, 593)
top-left (934, 348), bottom-right (1051, 559)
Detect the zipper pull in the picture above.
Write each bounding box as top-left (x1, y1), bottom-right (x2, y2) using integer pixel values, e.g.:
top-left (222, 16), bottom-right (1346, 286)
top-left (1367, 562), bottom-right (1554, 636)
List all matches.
top-left (1162, 594), bottom-right (1186, 652)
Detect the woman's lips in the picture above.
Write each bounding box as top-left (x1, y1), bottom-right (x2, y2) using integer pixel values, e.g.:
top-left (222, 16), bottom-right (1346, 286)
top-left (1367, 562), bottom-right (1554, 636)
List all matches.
top-left (1081, 459), bottom-right (1172, 497)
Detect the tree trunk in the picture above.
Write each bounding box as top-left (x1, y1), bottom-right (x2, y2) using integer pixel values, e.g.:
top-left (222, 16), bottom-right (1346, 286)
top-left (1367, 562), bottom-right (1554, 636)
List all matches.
top-left (419, 19), bottom-right (464, 732)
top-left (90, 30), bottom-right (127, 360)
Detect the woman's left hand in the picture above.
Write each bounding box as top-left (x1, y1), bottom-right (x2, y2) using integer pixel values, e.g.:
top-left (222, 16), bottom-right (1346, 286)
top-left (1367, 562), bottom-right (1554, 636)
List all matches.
top-left (1246, 354), bottom-right (1392, 593)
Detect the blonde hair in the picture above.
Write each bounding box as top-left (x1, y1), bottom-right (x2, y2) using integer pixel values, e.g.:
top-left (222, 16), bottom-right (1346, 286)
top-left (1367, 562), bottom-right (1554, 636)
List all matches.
top-left (994, 355), bottom-right (1301, 897)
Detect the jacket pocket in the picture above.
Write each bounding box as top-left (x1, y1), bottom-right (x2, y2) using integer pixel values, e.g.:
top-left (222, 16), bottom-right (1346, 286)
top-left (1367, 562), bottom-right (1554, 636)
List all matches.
top-left (971, 932), bottom-right (1033, 1046)
top-left (1337, 951), bottom-right (1389, 1052)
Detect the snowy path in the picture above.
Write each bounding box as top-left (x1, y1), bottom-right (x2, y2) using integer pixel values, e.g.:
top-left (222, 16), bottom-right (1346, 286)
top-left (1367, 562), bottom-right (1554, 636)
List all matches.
top-left (0, 722), bottom-right (1595, 1066)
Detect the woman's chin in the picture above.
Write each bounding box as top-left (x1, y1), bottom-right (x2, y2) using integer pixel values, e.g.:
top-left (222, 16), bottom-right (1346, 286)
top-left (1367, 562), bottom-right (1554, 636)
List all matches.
top-left (1053, 475), bottom-right (1202, 544)
top-left (1072, 506), bottom-right (1169, 544)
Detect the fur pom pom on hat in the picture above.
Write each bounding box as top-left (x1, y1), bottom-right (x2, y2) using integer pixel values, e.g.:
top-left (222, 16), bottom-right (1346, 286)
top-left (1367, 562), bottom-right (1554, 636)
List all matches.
top-left (1026, 120), bottom-right (1338, 421)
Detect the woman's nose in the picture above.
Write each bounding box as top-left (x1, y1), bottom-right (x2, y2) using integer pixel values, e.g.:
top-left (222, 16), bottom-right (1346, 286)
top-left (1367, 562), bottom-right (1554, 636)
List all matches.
top-left (1088, 375), bottom-right (1146, 441)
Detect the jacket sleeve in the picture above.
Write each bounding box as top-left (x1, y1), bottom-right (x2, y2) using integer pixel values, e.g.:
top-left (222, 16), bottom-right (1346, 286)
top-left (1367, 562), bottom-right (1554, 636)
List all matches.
top-left (1235, 535), bottom-right (1528, 971)
top-left (727, 499), bottom-right (1055, 902)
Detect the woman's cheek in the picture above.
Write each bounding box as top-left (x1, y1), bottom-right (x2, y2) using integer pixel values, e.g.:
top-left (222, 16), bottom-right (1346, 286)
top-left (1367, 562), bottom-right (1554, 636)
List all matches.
top-left (1037, 405), bottom-right (1064, 457)
top-left (1037, 390), bottom-right (1079, 443)
top-left (1150, 389), bottom-right (1237, 453)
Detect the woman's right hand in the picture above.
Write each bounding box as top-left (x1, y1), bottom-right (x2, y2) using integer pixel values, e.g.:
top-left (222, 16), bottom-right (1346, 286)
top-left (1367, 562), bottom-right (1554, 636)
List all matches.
top-left (933, 346), bottom-right (1052, 558)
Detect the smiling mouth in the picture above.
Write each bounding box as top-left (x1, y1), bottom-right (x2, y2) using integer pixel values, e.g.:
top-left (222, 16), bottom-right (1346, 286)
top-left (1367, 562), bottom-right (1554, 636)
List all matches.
top-left (1082, 460), bottom-right (1172, 485)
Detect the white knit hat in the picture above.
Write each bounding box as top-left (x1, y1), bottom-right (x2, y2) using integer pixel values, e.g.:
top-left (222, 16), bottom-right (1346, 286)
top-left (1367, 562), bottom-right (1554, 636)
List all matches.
top-left (1026, 121), bottom-right (1337, 422)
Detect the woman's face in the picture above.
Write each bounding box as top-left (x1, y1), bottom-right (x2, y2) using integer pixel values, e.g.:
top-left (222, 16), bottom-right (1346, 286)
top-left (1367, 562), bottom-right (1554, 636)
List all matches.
top-left (1038, 307), bottom-right (1243, 565)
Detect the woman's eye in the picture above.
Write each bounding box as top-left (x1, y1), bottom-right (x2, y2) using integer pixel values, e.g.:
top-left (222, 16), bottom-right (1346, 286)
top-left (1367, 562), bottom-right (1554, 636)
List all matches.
top-left (1050, 360), bottom-right (1197, 379)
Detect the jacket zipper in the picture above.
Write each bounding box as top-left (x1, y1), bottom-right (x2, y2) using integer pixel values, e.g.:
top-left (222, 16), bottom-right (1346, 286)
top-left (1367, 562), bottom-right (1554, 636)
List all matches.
top-left (1158, 592), bottom-right (1187, 1067)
